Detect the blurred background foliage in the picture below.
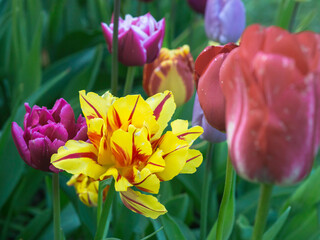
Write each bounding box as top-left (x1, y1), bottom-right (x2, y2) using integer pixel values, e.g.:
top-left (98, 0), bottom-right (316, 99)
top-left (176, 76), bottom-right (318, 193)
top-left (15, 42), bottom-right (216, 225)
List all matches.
top-left (0, 0), bottom-right (320, 239)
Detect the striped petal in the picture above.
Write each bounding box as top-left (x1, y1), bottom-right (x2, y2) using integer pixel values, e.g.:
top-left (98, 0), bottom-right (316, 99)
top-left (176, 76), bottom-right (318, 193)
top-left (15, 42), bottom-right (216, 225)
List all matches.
top-left (106, 95), bottom-right (158, 134)
top-left (79, 90), bottom-right (113, 122)
top-left (171, 119), bottom-right (203, 146)
top-left (87, 118), bottom-right (104, 150)
top-left (132, 168), bottom-right (160, 194)
top-left (180, 149), bottom-right (203, 174)
top-left (145, 149), bottom-right (165, 173)
top-left (120, 188), bottom-right (167, 219)
top-left (51, 140), bottom-right (106, 179)
top-left (156, 132), bottom-right (188, 181)
top-left (101, 167), bottom-right (132, 192)
top-left (146, 91), bottom-right (176, 140)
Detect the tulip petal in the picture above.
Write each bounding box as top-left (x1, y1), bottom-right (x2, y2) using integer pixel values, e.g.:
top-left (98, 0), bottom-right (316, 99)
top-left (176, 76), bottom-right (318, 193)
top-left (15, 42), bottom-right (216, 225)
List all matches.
top-left (132, 168), bottom-right (160, 194)
top-left (28, 137), bottom-right (52, 171)
top-left (171, 119), bottom-right (203, 146)
top-left (11, 122), bottom-right (31, 164)
top-left (87, 118), bottom-right (104, 150)
top-left (118, 28), bottom-right (147, 66)
top-left (51, 140), bottom-right (106, 179)
top-left (120, 188), bottom-right (167, 219)
top-left (101, 23), bottom-right (113, 53)
top-left (79, 90), bottom-right (111, 121)
top-left (146, 91), bottom-right (176, 140)
top-left (145, 149), bottom-right (165, 173)
top-left (180, 149), bottom-right (203, 174)
top-left (156, 132), bottom-right (188, 181)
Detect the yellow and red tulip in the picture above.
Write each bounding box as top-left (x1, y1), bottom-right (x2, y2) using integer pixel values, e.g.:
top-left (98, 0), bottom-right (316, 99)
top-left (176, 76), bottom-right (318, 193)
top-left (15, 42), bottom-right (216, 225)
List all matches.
top-left (51, 90), bottom-right (203, 219)
top-left (67, 174), bottom-right (109, 207)
top-left (143, 45), bottom-right (195, 107)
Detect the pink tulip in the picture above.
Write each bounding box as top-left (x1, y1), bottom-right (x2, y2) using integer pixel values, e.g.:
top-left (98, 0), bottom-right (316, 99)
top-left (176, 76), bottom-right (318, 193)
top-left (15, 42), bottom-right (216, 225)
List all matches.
top-left (101, 13), bottom-right (165, 66)
top-left (220, 24), bottom-right (320, 185)
top-left (11, 99), bottom-right (87, 172)
top-left (195, 43), bottom-right (238, 132)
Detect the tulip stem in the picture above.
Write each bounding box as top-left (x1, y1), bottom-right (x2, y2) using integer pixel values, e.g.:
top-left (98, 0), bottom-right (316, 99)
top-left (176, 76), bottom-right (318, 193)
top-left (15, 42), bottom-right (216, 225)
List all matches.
top-left (94, 178), bottom-right (116, 240)
top-left (123, 66), bottom-right (136, 96)
top-left (200, 143), bottom-right (214, 240)
top-left (97, 181), bottom-right (104, 225)
top-left (111, 0), bottom-right (120, 95)
top-left (251, 184), bottom-right (273, 240)
top-left (53, 173), bottom-right (62, 240)
top-left (216, 154), bottom-right (235, 240)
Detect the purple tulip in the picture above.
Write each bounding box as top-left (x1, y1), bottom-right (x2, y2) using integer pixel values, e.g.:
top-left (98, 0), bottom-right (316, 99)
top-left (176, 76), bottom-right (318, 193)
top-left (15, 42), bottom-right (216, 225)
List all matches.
top-left (192, 94), bottom-right (226, 143)
top-left (101, 13), bottom-right (165, 66)
top-left (187, 0), bottom-right (208, 14)
top-left (205, 0), bottom-right (245, 44)
top-left (11, 99), bottom-right (88, 173)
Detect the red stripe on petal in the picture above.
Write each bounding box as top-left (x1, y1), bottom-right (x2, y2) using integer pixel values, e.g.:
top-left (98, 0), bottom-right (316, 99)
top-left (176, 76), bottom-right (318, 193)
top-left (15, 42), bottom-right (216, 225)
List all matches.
top-left (162, 145), bottom-right (188, 158)
top-left (133, 174), bottom-right (152, 186)
top-left (186, 154), bottom-right (201, 163)
top-left (153, 92), bottom-right (172, 120)
top-left (121, 193), bottom-right (167, 213)
top-left (147, 162), bottom-right (165, 168)
top-left (128, 96), bottom-right (140, 122)
top-left (177, 131), bottom-right (203, 140)
top-left (80, 94), bottom-right (103, 119)
top-left (53, 152), bottom-right (97, 163)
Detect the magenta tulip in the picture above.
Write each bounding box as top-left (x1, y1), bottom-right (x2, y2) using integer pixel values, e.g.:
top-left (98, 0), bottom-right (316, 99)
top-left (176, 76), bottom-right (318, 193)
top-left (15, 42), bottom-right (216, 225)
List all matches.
top-left (195, 43), bottom-right (238, 132)
top-left (187, 0), bottom-right (207, 14)
top-left (101, 13), bottom-right (165, 66)
top-left (220, 24), bottom-right (320, 185)
top-left (11, 99), bottom-right (88, 172)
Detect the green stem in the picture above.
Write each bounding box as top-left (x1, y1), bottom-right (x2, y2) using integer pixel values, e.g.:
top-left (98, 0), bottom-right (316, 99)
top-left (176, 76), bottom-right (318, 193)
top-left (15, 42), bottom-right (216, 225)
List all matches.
top-left (288, 2), bottom-right (299, 32)
top-left (111, 0), bottom-right (120, 95)
top-left (94, 178), bottom-right (116, 240)
top-left (53, 173), bottom-right (61, 240)
top-left (251, 184), bottom-right (273, 240)
top-left (169, 0), bottom-right (175, 49)
top-left (96, 181), bottom-right (104, 225)
top-left (216, 154), bottom-right (234, 240)
top-left (123, 66), bottom-right (136, 96)
top-left (200, 143), bottom-right (214, 240)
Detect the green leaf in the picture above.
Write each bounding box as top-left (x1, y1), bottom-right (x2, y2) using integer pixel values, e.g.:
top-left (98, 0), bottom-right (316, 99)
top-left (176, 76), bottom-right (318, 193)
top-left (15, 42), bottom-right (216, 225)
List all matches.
top-left (236, 215), bottom-right (252, 240)
top-left (263, 207), bottom-right (291, 240)
top-left (151, 219), bottom-right (166, 240)
top-left (18, 209), bottom-right (52, 240)
top-left (274, 0), bottom-right (297, 29)
top-left (165, 194), bottom-right (189, 221)
top-left (160, 214), bottom-right (186, 240)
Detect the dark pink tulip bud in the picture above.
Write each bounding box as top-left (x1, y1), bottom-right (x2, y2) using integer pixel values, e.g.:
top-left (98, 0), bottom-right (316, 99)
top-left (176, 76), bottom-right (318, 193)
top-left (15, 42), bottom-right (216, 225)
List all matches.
top-left (187, 0), bottom-right (207, 14)
top-left (220, 24), bottom-right (320, 185)
top-left (195, 43), bottom-right (238, 132)
top-left (101, 13), bottom-right (165, 66)
top-left (11, 99), bottom-right (88, 173)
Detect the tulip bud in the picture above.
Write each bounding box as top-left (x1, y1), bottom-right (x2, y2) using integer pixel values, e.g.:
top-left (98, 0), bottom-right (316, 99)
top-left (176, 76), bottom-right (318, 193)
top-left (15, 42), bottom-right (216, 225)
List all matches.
top-left (11, 99), bottom-right (87, 172)
top-left (195, 43), bottom-right (238, 131)
top-left (205, 0), bottom-right (246, 44)
top-left (101, 13), bottom-right (165, 66)
top-left (192, 94), bottom-right (226, 143)
top-left (143, 45), bottom-right (195, 107)
top-left (187, 0), bottom-right (208, 14)
top-left (220, 24), bottom-right (320, 185)
top-left (67, 174), bottom-right (109, 207)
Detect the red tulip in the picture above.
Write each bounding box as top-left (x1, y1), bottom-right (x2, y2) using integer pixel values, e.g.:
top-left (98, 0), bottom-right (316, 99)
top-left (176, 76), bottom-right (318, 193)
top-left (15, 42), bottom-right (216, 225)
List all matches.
top-left (220, 24), bottom-right (320, 185)
top-left (195, 43), bottom-right (238, 131)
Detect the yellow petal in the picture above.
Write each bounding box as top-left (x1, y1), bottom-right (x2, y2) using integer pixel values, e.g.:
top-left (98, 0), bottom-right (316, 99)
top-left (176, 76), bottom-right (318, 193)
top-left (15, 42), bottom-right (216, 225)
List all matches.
top-left (120, 188), bottom-right (167, 219)
top-left (79, 90), bottom-right (113, 122)
top-left (145, 149), bottom-right (165, 173)
top-left (106, 95), bottom-right (158, 135)
top-left (156, 132), bottom-right (188, 181)
top-left (132, 168), bottom-right (160, 194)
top-left (87, 118), bottom-right (104, 150)
top-left (146, 91), bottom-right (176, 141)
top-left (180, 149), bottom-right (203, 174)
top-left (97, 135), bottom-right (114, 166)
top-left (100, 167), bottom-right (132, 192)
top-left (110, 129), bottom-right (133, 167)
top-left (171, 119), bottom-right (203, 146)
top-left (51, 140), bottom-right (106, 179)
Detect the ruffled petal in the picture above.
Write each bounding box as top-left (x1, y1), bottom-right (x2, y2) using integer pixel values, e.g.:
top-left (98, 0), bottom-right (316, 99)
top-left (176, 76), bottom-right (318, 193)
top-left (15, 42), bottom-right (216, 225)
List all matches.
top-left (120, 188), bottom-right (167, 219)
top-left (145, 149), bottom-right (165, 173)
top-left (156, 132), bottom-right (188, 181)
top-left (51, 140), bottom-right (106, 179)
top-left (11, 122), bottom-right (31, 164)
top-left (171, 119), bottom-right (203, 146)
top-left (180, 149), bottom-right (203, 174)
top-left (132, 168), bottom-right (160, 194)
top-left (101, 167), bottom-right (132, 192)
top-left (146, 91), bottom-right (176, 140)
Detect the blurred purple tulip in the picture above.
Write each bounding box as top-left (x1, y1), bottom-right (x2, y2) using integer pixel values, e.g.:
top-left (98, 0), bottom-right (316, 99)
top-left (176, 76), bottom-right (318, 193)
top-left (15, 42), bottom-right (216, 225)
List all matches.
top-left (11, 99), bottom-right (88, 173)
top-left (205, 0), bottom-right (245, 44)
top-left (101, 13), bottom-right (165, 66)
top-left (187, 0), bottom-right (207, 14)
top-left (192, 94), bottom-right (226, 143)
